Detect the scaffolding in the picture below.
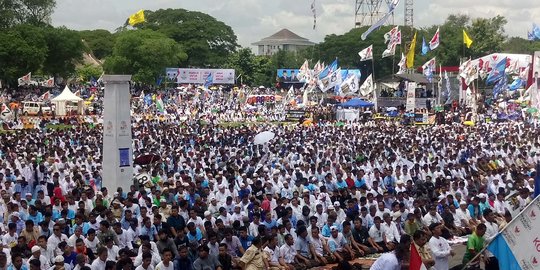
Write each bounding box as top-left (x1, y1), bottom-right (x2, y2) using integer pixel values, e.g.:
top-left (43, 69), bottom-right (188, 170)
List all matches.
top-left (354, 0), bottom-right (394, 28)
top-left (404, 0), bottom-right (414, 27)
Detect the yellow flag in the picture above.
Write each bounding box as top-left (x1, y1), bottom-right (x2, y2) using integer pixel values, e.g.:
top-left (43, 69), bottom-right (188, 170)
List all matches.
top-left (128, 9), bottom-right (145, 26)
top-left (406, 32), bottom-right (417, 68)
top-left (463, 30), bottom-right (473, 48)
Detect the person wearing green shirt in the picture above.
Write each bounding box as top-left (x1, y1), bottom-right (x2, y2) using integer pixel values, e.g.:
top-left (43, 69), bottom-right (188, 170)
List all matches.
top-left (462, 223), bottom-right (486, 267)
top-left (404, 213), bottom-right (420, 236)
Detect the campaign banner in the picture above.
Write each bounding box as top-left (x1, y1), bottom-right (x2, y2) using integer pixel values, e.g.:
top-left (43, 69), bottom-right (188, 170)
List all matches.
top-left (405, 82), bottom-right (416, 112)
top-left (277, 69), bottom-right (361, 83)
top-left (487, 196), bottom-right (540, 270)
top-left (165, 68), bottom-right (235, 84)
top-left (285, 110), bottom-right (309, 121)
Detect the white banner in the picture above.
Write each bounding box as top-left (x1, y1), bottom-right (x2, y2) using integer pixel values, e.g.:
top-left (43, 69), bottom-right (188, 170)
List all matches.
top-left (166, 68), bottom-right (235, 84)
top-left (405, 82), bottom-right (416, 112)
top-left (500, 197), bottom-right (540, 269)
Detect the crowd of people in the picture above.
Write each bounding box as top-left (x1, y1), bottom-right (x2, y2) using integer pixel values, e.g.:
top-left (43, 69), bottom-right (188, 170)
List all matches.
top-left (0, 84), bottom-right (538, 270)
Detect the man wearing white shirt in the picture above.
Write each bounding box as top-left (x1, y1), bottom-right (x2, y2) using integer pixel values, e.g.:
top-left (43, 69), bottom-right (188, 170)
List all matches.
top-left (423, 206), bottom-right (444, 227)
top-left (47, 224), bottom-right (68, 256)
top-left (91, 247), bottom-right (108, 270)
top-left (428, 223), bottom-right (454, 270)
top-left (381, 213), bottom-right (401, 244)
top-left (493, 193), bottom-right (509, 216)
top-left (368, 216), bottom-right (392, 252)
top-left (113, 222), bottom-right (133, 250)
top-left (28, 246), bottom-right (50, 270)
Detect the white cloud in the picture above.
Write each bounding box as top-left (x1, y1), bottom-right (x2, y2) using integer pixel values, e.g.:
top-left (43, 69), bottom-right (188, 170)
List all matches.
top-left (51, 0), bottom-right (534, 51)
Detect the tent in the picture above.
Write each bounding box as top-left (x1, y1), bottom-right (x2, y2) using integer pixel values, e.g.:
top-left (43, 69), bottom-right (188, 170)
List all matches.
top-left (339, 98), bottom-right (374, 108)
top-left (51, 86), bottom-right (84, 116)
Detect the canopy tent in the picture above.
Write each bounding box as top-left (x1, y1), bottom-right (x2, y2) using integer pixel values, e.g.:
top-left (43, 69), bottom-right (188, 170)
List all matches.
top-left (339, 98), bottom-right (374, 108)
top-left (51, 86), bottom-right (84, 116)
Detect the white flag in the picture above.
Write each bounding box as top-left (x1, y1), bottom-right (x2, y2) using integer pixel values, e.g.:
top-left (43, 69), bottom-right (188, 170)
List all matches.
top-left (360, 75), bottom-right (374, 96)
top-left (302, 87), bottom-right (310, 105)
top-left (322, 68), bottom-right (342, 92)
top-left (397, 53), bottom-right (407, 74)
top-left (382, 43), bottom-right (396, 58)
top-left (459, 59), bottom-right (478, 85)
top-left (340, 73), bottom-right (359, 93)
top-left (0, 103), bottom-right (13, 120)
top-left (422, 57), bottom-right (436, 81)
top-left (429, 27), bottom-right (440, 50)
top-left (384, 26), bottom-right (400, 44)
top-left (297, 60), bottom-right (310, 81)
top-left (17, 72), bottom-right (31, 86)
top-left (358, 45), bottom-right (373, 61)
top-left (519, 64), bottom-right (530, 81)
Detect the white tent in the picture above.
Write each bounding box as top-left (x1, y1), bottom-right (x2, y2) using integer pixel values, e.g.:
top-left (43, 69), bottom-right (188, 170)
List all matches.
top-left (51, 86), bottom-right (84, 116)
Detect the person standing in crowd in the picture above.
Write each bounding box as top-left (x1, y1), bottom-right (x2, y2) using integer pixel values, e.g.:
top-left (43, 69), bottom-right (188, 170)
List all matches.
top-left (462, 223), bottom-right (487, 269)
top-left (428, 223), bottom-right (454, 270)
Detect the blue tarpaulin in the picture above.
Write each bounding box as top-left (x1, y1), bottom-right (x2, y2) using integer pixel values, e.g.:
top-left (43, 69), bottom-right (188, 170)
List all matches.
top-left (339, 98), bottom-right (374, 108)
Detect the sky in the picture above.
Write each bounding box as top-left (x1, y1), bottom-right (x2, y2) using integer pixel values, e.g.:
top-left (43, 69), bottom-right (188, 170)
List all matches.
top-left (52, 0), bottom-right (538, 50)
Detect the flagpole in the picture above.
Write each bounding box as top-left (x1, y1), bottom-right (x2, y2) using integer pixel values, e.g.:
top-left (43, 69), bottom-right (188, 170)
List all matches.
top-left (371, 58), bottom-right (377, 112)
top-left (371, 58), bottom-right (376, 81)
top-left (392, 54), bottom-right (396, 75)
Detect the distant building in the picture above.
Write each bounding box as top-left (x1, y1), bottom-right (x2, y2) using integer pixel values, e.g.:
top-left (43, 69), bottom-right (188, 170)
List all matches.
top-left (252, 29), bottom-right (315, 56)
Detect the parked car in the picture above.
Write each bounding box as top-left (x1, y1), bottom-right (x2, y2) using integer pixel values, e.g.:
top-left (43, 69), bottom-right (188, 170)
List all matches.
top-left (21, 101), bottom-right (52, 116)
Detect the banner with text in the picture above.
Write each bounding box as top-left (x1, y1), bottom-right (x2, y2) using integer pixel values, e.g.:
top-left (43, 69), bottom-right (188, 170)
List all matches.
top-left (166, 68), bottom-right (236, 84)
top-left (405, 82), bottom-right (417, 112)
top-left (277, 69), bottom-right (361, 83)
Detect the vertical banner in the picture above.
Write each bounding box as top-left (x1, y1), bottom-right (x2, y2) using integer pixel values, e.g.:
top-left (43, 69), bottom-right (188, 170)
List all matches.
top-left (533, 51), bottom-right (540, 108)
top-left (405, 82), bottom-right (417, 112)
top-left (488, 197), bottom-right (540, 270)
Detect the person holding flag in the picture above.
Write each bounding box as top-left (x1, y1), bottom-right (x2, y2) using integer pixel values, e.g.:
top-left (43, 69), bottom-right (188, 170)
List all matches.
top-left (462, 223), bottom-right (486, 268)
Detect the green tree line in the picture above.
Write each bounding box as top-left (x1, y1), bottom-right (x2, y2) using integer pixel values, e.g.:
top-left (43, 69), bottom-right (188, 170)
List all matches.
top-left (1, 0), bottom-right (540, 87)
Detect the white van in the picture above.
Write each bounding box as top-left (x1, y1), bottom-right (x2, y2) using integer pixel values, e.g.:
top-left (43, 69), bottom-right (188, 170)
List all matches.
top-left (21, 101), bottom-right (52, 116)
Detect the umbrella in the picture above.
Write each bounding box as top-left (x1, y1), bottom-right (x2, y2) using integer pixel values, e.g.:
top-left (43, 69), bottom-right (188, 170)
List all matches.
top-left (386, 107), bottom-right (398, 111)
top-left (336, 122), bottom-right (345, 127)
top-left (134, 153), bottom-right (161, 165)
top-left (254, 131), bottom-right (275, 145)
top-left (302, 119), bottom-right (313, 126)
top-left (464, 121), bottom-right (475, 126)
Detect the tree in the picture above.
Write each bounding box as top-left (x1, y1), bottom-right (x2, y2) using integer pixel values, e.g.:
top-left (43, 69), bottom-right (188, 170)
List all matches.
top-left (0, 24), bottom-right (47, 84)
top-left (410, 15), bottom-right (471, 68)
top-left (16, 0), bottom-right (56, 26)
top-left (42, 26), bottom-right (85, 77)
top-left (103, 29), bottom-right (187, 84)
top-left (0, 0), bottom-right (55, 28)
top-left (469, 15), bottom-right (507, 58)
top-left (0, 0), bottom-right (18, 28)
top-left (75, 64), bottom-right (103, 82)
top-left (313, 25), bottom-right (410, 79)
top-left (502, 38), bottom-right (540, 55)
top-left (136, 8), bottom-right (239, 67)
top-left (79, 29), bottom-right (116, 59)
top-left (226, 48), bottom-right (256, 85)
